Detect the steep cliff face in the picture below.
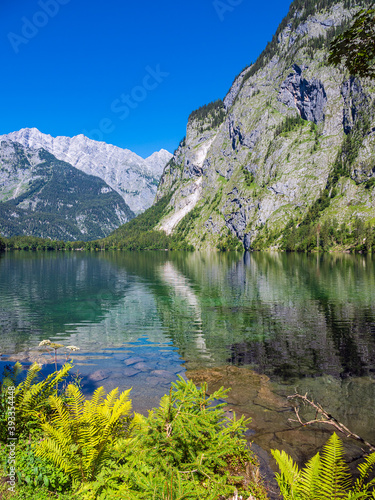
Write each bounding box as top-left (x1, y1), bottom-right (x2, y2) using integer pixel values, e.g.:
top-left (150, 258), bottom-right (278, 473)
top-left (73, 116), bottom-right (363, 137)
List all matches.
top-left (156, 0), bottom-right (375, 250)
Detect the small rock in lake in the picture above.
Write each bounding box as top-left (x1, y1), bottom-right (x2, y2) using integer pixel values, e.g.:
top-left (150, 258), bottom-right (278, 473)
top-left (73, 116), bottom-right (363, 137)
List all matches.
top-left (144, 351), bottom-right (159, 358)
top-left (123, 357), bottom-right (146, 366)
top-left (146, 377), bottom-right (170, 387)
top-left (145, 377), bottom-right (160, 387)
top-left (133, 362), bottom-right (150, 372)
top-left (88, 370), bottom-right (111, 381)
top-left (150, 369), bottom-right (174, 379)
top-left (122, 367), bottom-right (141, 377)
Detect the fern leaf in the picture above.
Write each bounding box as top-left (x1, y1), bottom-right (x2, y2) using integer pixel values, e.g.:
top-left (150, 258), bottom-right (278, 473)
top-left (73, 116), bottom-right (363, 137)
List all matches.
top-left (297, 452), bottom-right (321, 499)
top-left (354, 452), bottom-right (375, 492)
top-left (65, 383), bottom-right (85, 419)
top-left (86, 386), bottom-right (106, 413)
top-left (15, 362), bottom-right (41, 398)
top-left (319, 433), bottom-right (351, 499)
top-left (271, 448), bottom-right (300, 498)
top-left (103, 387), bottom-right (121, 410)
top-left (16, 363), bottom-right (72, 417)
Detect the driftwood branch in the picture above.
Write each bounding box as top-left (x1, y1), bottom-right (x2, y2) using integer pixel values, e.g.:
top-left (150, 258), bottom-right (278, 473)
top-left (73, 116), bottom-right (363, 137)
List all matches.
top-left (287, 392), bottom-right (375, 453)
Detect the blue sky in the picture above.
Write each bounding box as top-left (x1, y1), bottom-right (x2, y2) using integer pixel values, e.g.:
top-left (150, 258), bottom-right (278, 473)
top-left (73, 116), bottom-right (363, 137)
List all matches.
top-left (0, 0), bottom-right (292, 158)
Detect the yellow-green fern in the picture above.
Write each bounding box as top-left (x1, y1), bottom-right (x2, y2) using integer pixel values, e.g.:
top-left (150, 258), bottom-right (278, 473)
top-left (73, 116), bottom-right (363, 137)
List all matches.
top-left (272, 433), bottom-right (375, 500)
top-left (36, 384), bottom-right (133, 483)
top-left (0, 362), bottom-right (72, 438)
top-left (15, 362), bottom-right (72, 419)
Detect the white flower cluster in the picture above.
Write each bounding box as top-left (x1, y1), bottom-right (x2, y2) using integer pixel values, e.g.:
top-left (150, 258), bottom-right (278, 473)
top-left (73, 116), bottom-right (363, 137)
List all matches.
top-left (38, 340), bottom-right (80, 351)
top-left (39, 339), bottom-right (51, 346)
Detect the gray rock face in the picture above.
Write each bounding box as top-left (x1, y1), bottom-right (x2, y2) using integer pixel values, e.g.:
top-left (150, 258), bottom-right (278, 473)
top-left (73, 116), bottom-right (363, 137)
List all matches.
top-left (145, 150), bottom-right (173, 176)
top-left (184, 156), bottom-right (203, 178)
top-left (155, 1), bottom-right (375, 251)
top-left (224, 67), bottom-right (252, 110)
top-left (204, 216), bottom-right (221, 234)
top-left (229, 115), bottom-right (261, 151)
top-left (341, 77), bottom-right (368, 134)
top-left (0, 128), bottom-right (172, 214)
top-left (278, 64), bottom-right (327, 124)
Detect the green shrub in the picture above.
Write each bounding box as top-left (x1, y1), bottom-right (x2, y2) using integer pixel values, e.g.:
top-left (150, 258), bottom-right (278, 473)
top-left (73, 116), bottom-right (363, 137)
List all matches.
top-left (217, 231), bottom-right (243, 251)
top-left (0, 365), bottom-right (266, 498)
top-left (15, 439), bottom-right (71, 491)
top-left (78, 377), bottom-right (267, 499)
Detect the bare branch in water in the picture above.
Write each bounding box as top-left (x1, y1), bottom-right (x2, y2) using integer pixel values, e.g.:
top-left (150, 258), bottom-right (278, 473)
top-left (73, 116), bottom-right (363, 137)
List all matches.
top-left (287, 392), bottom-right (375, 453)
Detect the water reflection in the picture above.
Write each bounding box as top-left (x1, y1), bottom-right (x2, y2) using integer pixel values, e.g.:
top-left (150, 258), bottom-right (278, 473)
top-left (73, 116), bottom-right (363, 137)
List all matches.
top-left (0, 250), bottom-right (374, 447)
top-left (1, 251), bottom-right (375, 377)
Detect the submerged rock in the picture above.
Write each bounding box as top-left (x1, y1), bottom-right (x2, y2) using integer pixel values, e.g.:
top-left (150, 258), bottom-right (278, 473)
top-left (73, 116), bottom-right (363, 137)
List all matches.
top-left (88, 369), bottom-right (111, 381)
top-left (186, 366), bottom-right (372, 476)
top-left (122, 367), bottom-right (141, 377)
top-left (123, 356), bottom-right (146, 366)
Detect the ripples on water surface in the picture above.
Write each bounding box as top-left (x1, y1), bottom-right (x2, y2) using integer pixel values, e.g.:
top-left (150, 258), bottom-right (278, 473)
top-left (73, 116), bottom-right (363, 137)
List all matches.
top-left (1, 251), bottom-right (374, 465)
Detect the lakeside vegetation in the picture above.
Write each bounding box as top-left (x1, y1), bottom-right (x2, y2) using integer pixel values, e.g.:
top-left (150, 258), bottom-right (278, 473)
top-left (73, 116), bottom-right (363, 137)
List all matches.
top-left (1, 362), bottom-right (374, 499)
top-left (0, 195), bottom-right (193, 252)
top-left (0, 362), bottom-right (267, 500)
top-left (252, 216), bottom-right (375, 253)
top-left (1, 213), bottom-right (375, 254)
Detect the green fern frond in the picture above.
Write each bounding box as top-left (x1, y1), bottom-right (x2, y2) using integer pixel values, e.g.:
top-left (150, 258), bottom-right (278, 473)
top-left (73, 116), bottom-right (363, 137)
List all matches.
top-left (65, 383), bottom-right (86, 418)
top-left (346, 493), bottom-right (372, 500)
top-left (297, 452), bottom-right (321, 499)
top-left (41, 420), bottom-right (73, 450)
top-left (103, 387), bottom-right (121, 410)
top-left (16, 362), bottom-right (41, 396)
top-left (273, 434), bottom-right (375, 500)
top-left (271, 448), bottom-right (300, 498)
top-left (37, 433), bottom-right (76, 476)
top-left (354, 452), bottom-right (375, 492)
top-left (272, 448), bottom-right (300, 485)
top-left (35, 383), bottom-right (133, 483)
top-left (16, 363), bottom-right (72, 418)
top-left (49, 394), bottom-right (72, 426)
top-left (319, 432), bottom-right (351, 499)
top-left (86, 386), bottom-right (106, 412)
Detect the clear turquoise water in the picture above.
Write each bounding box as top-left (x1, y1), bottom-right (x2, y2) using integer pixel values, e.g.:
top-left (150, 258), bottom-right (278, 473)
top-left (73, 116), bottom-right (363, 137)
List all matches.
top-left (0, 250), bottom-right (374, 441)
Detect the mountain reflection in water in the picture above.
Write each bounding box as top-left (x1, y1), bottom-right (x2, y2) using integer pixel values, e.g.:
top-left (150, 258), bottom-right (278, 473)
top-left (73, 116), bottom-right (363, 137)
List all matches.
top-left (0, 250), bottom-right (374, 465)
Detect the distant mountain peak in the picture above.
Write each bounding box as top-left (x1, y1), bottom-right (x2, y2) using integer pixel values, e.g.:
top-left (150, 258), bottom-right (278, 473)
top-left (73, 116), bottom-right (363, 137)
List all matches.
top-left (0, 128), bottom-right (172, 214)
top-left (0, 140), bottom-right (134, 241)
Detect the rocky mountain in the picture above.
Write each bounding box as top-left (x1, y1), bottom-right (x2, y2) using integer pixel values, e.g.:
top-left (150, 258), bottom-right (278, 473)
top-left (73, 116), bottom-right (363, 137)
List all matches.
top-left (0, 128), bottom-right (172, 214)
top-left (0, 140), bottom-right (134, 241)
top-left (145, 149), bottom-right (173, 175)
top-left (154, 0), bottom-right (375, 250)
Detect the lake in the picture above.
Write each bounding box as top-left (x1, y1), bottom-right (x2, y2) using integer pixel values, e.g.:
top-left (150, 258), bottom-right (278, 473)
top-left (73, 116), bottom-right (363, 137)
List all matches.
top-left (1, 250), bottom-right (374, 475)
